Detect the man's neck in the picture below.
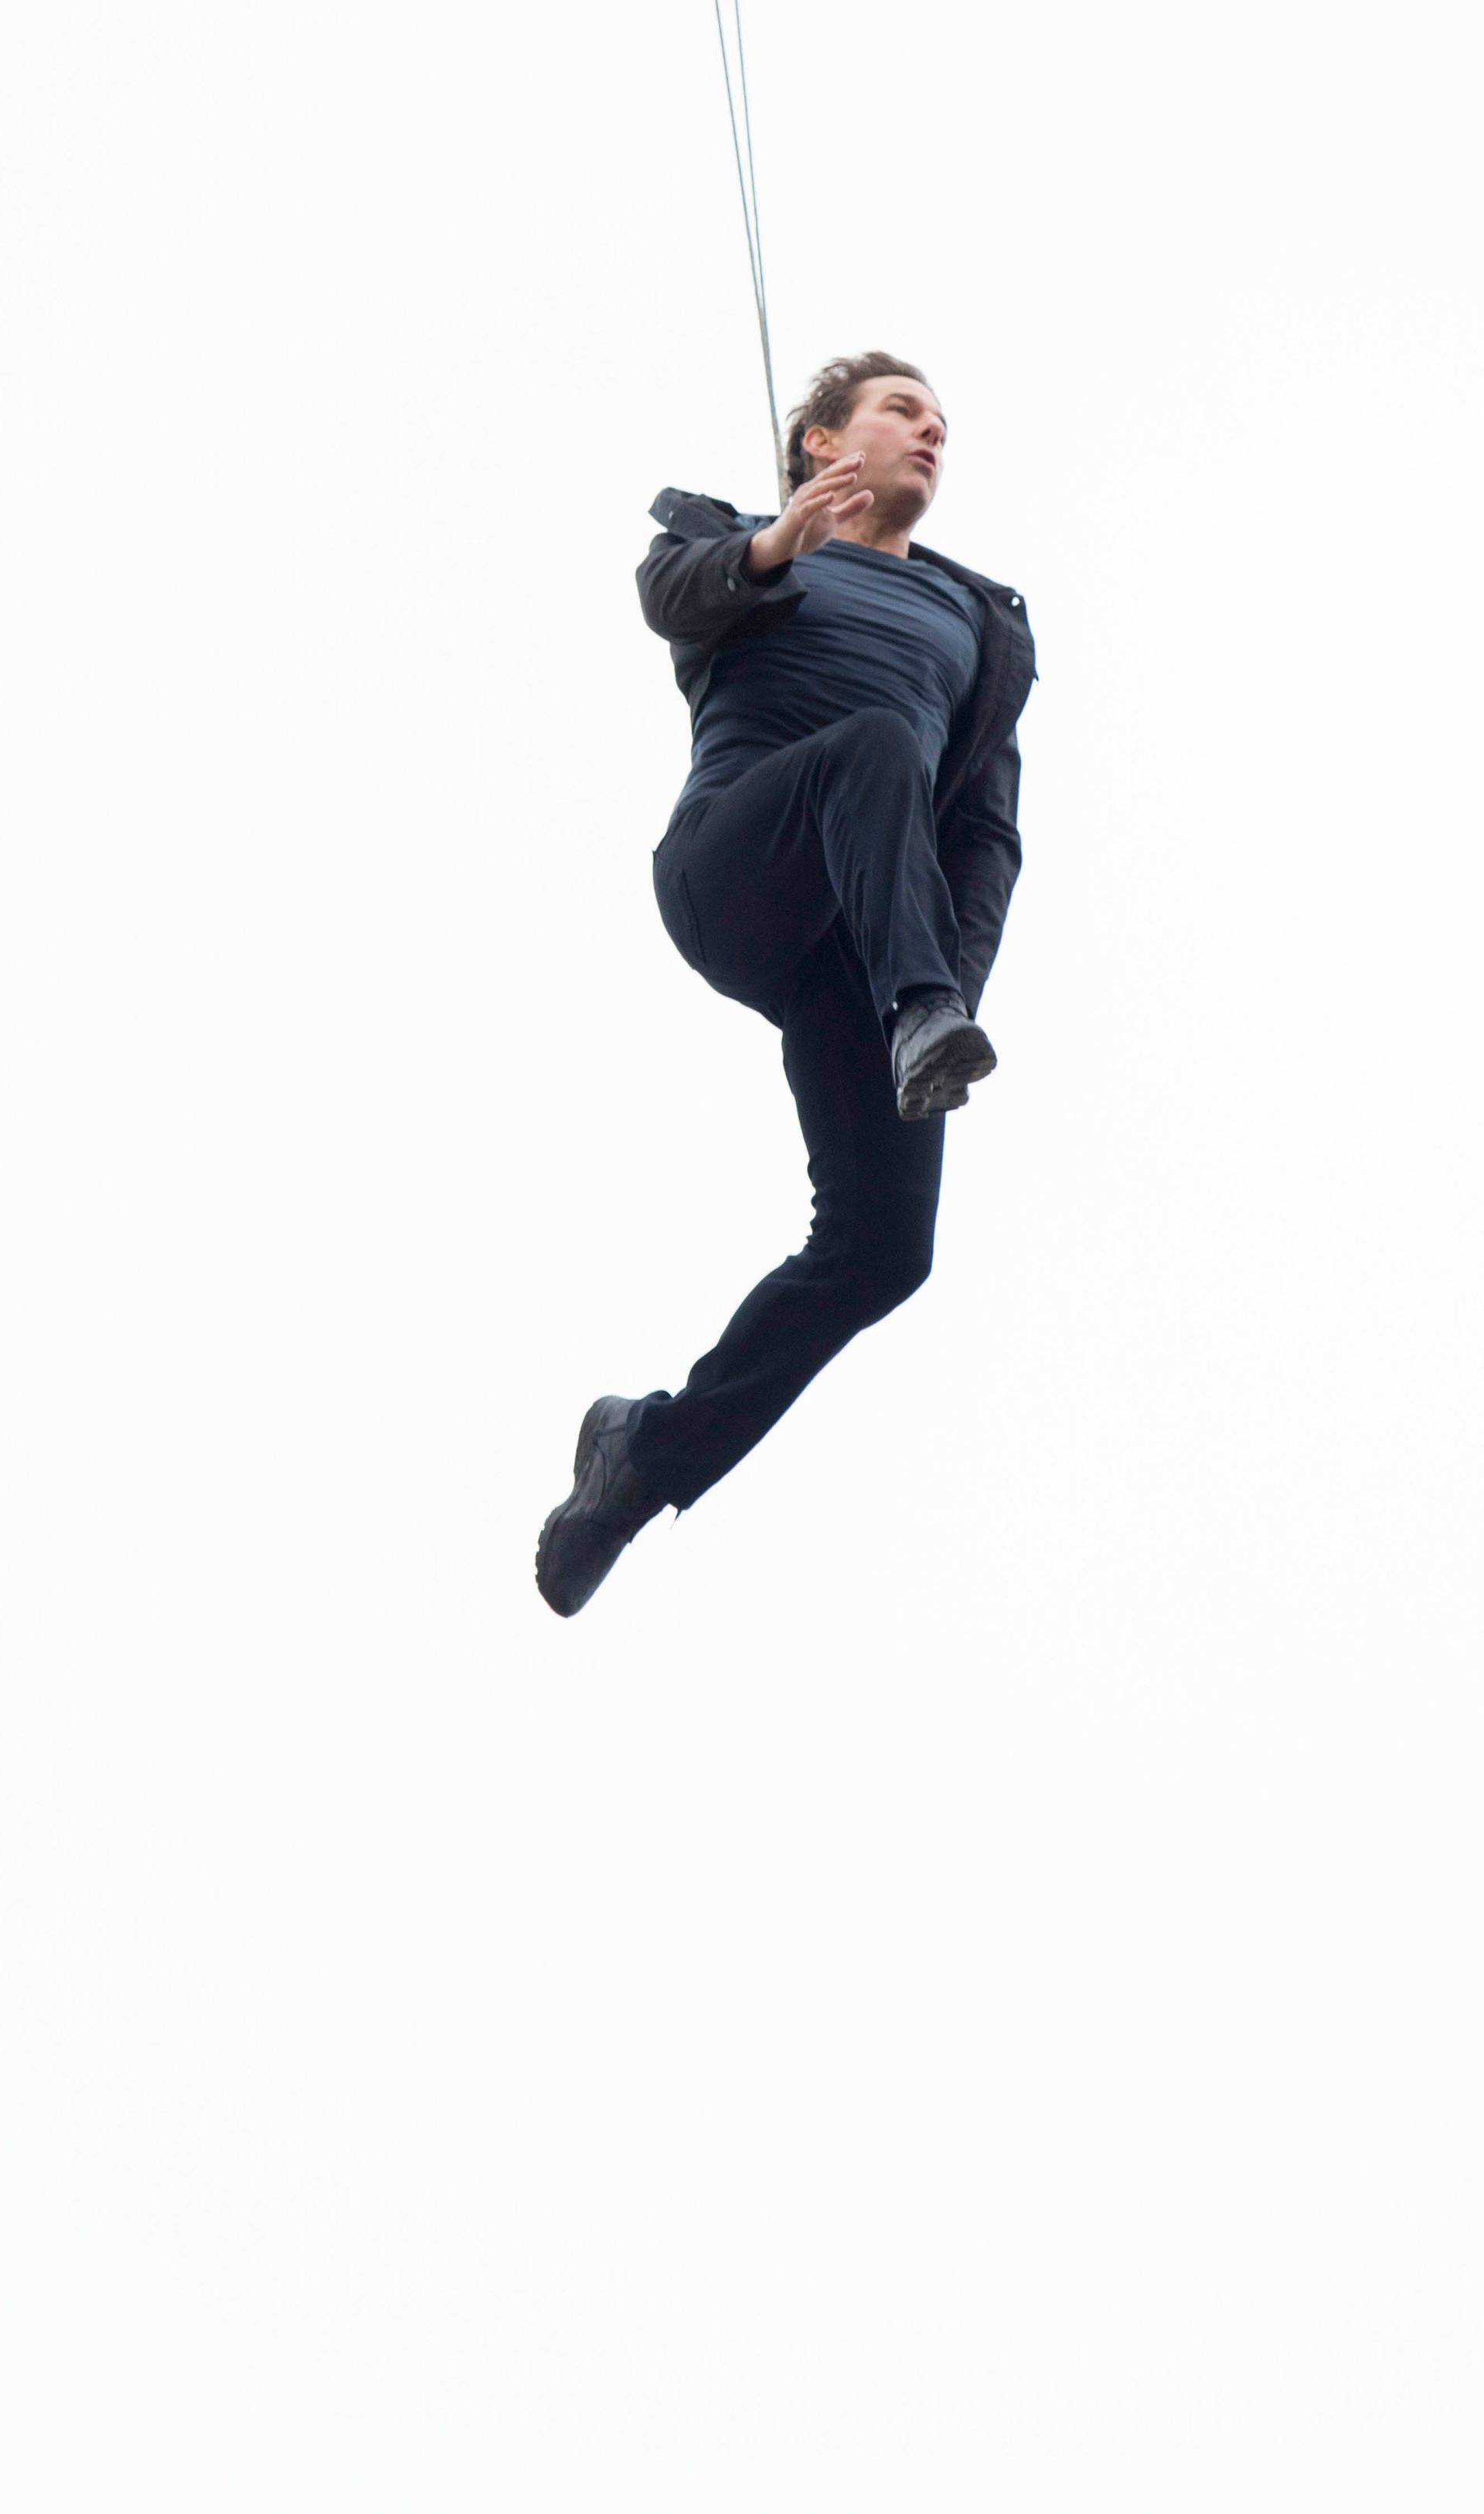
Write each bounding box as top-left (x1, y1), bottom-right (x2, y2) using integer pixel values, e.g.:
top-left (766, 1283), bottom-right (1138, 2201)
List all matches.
top-left (832, 520), bottom-right (914, 560)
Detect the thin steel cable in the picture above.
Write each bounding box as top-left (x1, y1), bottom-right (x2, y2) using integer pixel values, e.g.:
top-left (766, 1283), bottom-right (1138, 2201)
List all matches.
top-left (713, 0), bottom-right (788, 510)
top-left (712, 0), bottom-right (762, 305)
top-left (733, 5), bottom-right (785, 499)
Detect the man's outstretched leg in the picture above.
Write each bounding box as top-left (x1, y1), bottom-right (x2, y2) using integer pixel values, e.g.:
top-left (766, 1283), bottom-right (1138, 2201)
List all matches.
top-left (531, 924), bottom-right (946, 1615)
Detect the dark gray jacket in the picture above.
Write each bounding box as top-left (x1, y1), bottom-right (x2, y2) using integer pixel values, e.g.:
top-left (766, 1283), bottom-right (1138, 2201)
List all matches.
top-left (636, 486), bottom-right (1037, 1017)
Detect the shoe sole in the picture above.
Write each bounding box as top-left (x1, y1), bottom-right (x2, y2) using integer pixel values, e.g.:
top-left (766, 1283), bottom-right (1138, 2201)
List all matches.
top-left (534, 1396), bottom-right (612, 1613)
top-left (897, 1027), bottom-right (996, 1120)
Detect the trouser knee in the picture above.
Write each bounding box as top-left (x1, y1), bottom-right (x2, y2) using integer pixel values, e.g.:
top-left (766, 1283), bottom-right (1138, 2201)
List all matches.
top-left (834, 1228), bottom-right (935, 1327)
top-left (834, 705), bottom-right (924, 772)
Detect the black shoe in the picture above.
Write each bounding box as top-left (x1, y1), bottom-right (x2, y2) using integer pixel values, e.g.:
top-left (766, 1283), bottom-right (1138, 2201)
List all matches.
top-left (536, 1394), bottom-right (667, 1618)
top-left (890, 988), bottom-right (996, 1120)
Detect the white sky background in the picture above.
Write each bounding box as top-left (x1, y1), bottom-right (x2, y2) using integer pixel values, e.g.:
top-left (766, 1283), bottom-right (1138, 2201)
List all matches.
top-left (3, 0), bottom-right (1480, 2505)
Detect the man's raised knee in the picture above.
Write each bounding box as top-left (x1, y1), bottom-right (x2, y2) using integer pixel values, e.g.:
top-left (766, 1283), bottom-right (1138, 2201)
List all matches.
top-left (838, 704), bottom-right (921, 766)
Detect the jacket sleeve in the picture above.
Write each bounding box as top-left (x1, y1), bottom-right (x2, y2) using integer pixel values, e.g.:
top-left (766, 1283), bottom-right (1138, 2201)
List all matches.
top-left (936, 725), bottom-right (1024, 1021)
top-left (636, 524), bottom-right (795, 643)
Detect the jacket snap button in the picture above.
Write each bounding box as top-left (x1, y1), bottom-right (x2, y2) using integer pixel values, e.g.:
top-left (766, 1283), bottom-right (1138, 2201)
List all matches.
top-left (726, 575), bottom-right (737, 591)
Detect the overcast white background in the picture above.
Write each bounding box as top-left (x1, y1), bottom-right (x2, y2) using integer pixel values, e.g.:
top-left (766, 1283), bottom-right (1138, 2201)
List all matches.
top-left (3, 1), bottom-right (1480, 2505)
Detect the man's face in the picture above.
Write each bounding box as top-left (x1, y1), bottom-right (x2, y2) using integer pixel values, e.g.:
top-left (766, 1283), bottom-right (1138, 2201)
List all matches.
top-left (803, 374), bottom-right (948, 516)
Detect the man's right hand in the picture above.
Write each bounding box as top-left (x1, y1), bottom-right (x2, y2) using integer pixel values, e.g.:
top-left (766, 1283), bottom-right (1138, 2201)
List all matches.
top-left (744, 455), bottom-right (873, 577)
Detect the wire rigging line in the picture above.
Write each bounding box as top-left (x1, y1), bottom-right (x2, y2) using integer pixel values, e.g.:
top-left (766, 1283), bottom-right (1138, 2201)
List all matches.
top-left (712, 0), bottom-right (788, 512)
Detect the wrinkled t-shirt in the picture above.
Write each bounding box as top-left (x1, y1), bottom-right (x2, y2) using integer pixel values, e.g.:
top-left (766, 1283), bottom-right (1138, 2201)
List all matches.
top-left (667, 523), bottom-right (983, 827)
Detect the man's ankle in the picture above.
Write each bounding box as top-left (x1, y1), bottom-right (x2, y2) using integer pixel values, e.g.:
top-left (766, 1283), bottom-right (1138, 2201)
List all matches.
top-left (894, 983), bottom-right (965, 1019)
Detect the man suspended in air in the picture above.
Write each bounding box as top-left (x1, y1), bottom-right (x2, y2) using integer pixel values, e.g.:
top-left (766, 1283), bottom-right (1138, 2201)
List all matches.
top-left (536, 352), bottom-right (1036, 1616)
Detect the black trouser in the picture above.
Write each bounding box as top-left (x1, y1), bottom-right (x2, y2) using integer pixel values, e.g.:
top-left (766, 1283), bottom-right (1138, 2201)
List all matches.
top-left (626, 707), bottom-right (963, 1514)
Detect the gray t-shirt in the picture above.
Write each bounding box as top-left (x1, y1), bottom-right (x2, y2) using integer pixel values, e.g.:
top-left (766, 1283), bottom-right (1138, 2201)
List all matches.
top-left (668, 523), bottom-right (983, 824)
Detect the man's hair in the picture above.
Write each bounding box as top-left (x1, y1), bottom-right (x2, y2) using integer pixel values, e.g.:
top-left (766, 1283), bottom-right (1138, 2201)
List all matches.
top-left (781, 351), bottom-right (937, 496)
